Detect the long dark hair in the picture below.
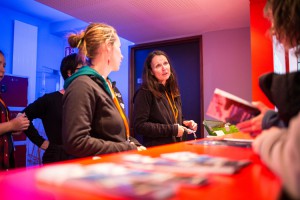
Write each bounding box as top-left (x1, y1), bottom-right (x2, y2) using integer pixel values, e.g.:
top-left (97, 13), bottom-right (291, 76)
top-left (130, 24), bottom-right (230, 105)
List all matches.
top-left (264, 0), bottom-right (300, 56)
top-left (141, 50), bottom-right (180, 98)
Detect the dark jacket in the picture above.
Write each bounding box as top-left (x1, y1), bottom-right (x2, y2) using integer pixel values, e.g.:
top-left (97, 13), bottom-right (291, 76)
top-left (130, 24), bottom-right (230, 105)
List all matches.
top-left (22, 92), bottom-right (68, 164)
top-left (133, 86), bottom-right (184, 147)
top-left (259, 71), bottom-right (300, 127)
top-left (62, 66), bottom-right (139, 158)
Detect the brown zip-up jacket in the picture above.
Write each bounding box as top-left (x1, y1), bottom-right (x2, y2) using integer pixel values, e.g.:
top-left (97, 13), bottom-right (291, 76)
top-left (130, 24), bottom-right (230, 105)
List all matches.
top-left (63, 75), bottom-right (139, 158)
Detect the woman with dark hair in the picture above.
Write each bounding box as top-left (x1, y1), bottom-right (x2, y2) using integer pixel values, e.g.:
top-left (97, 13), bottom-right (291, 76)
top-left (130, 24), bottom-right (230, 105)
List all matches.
top-left (133, 50), bottom-right (197, 147)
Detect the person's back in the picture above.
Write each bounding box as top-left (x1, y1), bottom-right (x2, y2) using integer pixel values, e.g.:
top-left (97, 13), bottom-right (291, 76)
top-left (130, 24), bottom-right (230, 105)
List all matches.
top-left (23, 91), bottom-right (65, 163)
top-left (22, 53), bottom-right (83, 164)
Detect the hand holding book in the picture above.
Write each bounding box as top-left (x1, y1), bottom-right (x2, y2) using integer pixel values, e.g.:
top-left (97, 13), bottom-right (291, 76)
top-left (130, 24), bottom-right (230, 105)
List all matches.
top-left (205, 88), bottom-right (264, 136)
top-left (236, 101), bottom-right (271, 135)
top-left (206, 88), bottom-right (261, 125)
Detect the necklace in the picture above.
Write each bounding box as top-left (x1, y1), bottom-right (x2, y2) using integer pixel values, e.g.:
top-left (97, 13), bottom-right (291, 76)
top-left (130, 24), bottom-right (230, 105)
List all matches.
top-left (164, 91), bottom-right (178, 123)
top-left (106, 80), bottom-right (130, 142)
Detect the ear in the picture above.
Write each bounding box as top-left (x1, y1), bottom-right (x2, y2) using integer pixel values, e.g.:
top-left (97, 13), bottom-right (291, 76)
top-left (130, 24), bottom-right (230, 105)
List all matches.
top-left (104, 40), bottom-right (113, 53)
top-left (67, 70), bottom-right (72, 77)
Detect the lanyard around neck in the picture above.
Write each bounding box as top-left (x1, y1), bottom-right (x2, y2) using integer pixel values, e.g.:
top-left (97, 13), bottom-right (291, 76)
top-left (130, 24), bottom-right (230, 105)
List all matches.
top-left (164, 91), bottom-right (178, 123)
top-left (106, 80), bottom-right (130, 142)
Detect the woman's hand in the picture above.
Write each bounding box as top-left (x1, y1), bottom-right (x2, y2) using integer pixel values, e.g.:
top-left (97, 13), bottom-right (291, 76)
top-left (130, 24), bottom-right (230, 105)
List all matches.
top-left (130, 142), bottom-right (147, 151)
top-left (183, 120), bottom-right (198, 131)
top-left (10, 113), bottom-right (30, 132)
top-left (40, 140), bottom-right (50, 150)
top-left (137, 145), bottom-right (147, 151)
top-left (177, 124), bottom-right (185, 137)
top-left (236, 101), bottom-right (271, 134)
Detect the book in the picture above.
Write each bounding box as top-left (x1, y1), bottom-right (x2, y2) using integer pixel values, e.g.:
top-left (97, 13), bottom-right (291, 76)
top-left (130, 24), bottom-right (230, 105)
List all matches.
top-left (191, 139), bottom-right (253, 148)
top-left (36, 162), bottom-right (208, 200)
top-left (206, 88), bottom-right (261, 125)
top-left (122, 152), bottom-right (250, 175)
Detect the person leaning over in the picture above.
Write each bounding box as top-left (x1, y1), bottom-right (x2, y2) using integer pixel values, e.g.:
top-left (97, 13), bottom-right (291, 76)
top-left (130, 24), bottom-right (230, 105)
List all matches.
top-left (244, 0), bottom-right (300, 199)
top-left (236, 1), bottom-right (300, 135)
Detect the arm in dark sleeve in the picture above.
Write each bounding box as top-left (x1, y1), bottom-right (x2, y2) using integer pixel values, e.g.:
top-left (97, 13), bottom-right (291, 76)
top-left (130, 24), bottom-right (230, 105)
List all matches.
top-left (133, 89), bottom-right (177, 138)
top-left (262, 110), bottom-right (286, 130)
top-left (22, 96), bottom-right (47, 147)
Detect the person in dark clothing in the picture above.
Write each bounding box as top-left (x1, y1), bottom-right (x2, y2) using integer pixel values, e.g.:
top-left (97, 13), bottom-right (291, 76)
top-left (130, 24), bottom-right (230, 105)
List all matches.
top-left (0, 50), bottom-right (29, 170)
top-left (133, 50), bottom-right (197, 147)
top-left (237, 0), bottom-right (300, 199)
top-left (62, 23), bottom-right (146, 159)
top-left (236, 0), bottom-right (300, 134)
top-left (22, 53), bottom-right (84, 164)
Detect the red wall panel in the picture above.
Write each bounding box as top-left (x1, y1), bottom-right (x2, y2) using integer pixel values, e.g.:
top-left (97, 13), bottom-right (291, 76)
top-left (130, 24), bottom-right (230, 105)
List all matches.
top-left (1, 74), bottom-right (28, 107)
top-left (250, 0), bottom-right (274, 108)
top-left (14, 145), bottom-right (26, 168)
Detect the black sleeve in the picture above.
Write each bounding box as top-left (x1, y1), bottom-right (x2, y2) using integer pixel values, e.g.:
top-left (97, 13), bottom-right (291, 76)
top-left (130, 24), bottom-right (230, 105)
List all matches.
top-left (259, 72), bottom-right (300, 124)
top-left (262, 110), bottom-right (286, 130)
top-left (22, 96), bottom-right (47, 147)
top-left (133, 89), bottom-right (177, 138)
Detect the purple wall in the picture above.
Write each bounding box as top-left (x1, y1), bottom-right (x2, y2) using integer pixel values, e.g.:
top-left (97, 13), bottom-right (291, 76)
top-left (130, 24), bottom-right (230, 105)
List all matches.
top-left (202, 27), bottom-right (252, 130)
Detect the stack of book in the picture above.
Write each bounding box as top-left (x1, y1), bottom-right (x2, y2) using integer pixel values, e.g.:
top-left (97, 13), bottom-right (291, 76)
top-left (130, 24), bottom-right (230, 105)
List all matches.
top-left (36, 151), bottom-right (251, 199)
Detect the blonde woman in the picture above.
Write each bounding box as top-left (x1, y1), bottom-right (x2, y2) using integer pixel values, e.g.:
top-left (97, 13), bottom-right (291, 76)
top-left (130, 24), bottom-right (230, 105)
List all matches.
top-left (62, 23), bottom-right (145, 158)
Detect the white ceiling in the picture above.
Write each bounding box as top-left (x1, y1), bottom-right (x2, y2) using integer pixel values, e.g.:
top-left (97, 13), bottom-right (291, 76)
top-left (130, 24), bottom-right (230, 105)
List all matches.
top-left (1, 0), bottom-right (250, 44)
top-left (0, 0), bottom-right (73, 22)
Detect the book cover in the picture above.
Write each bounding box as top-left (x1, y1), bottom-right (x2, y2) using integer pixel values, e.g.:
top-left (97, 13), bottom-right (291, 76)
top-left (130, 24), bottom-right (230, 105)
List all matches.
top-left (122, 152), bottom-right (250, 175)
top-left (192, 139), bottom-right (253, 148)
top-left (206, 88), bottom-right (261, 124)
top-left (36, 162), bottom-right (208, 200)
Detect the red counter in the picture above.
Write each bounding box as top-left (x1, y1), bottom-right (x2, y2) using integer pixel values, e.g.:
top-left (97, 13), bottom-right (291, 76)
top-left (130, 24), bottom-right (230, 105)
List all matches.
top-left (0, 133), bottom-right (281, 200)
